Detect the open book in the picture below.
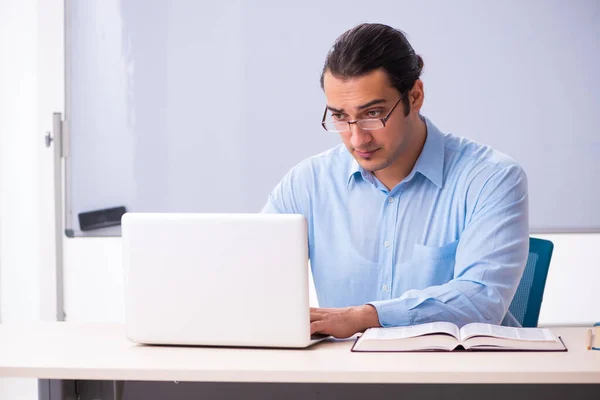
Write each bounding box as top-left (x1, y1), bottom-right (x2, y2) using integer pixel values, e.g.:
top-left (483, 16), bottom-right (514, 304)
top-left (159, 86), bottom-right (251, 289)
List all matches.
top-left (352, 322), bottom-right (567, 352)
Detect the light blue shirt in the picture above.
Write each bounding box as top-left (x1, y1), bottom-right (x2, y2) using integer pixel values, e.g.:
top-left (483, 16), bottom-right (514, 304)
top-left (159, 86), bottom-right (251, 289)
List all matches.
top-left (262, 116), bottom-right (529, 328)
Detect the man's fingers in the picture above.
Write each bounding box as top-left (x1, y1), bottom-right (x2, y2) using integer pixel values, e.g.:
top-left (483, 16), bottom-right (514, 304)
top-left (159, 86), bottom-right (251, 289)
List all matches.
top-left (310, 320), bottom-right (327, 335)
top-left (310, 307), bottom-right (338, 315)
top-left (310, 308), bottom-right (329, 320)
top-left (310, 307), bottom-right (338, 321)
top-left (311, 307), bottom-right (346, 322)
top-left (310, 309), bottom-right (324, 322)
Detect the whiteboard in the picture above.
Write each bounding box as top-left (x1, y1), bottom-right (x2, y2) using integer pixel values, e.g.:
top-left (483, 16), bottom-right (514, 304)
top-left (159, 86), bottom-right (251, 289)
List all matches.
top-left (65, 0), bottom-right (600, 236)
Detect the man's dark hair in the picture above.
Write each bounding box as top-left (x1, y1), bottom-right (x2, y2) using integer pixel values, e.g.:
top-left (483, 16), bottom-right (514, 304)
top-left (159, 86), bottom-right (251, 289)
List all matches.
top-left (320, 23), bottom-right (424, 116)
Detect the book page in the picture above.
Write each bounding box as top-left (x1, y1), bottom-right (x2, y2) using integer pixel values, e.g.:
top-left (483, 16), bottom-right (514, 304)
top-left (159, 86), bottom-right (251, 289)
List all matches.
top-left (362, 322), bottom-right (460, 341)
top-left (460, 323), bottom-right (557, 342)
top-left (462, 336), bottom-right (566, 351)
top-left (354, 333), bottom-right (459, 352)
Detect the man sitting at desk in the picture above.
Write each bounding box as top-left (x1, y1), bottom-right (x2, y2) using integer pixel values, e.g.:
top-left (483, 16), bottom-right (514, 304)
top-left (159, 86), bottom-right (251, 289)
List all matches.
top-left (261, 23), bottom-right (529, 338)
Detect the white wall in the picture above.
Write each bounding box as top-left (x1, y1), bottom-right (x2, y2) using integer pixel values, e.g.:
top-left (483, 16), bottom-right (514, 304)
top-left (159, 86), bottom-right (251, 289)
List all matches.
top-left (0, 0), bottom-right (41, 324)
top-left (0, 0), bottom-right (61, 398)
top-left (535, 234), bottom-right (599, 325)
top-left (0, 1), bottom-right (41, 398)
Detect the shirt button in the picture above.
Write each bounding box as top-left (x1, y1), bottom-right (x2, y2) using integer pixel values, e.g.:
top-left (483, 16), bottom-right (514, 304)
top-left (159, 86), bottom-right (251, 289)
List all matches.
top-left (382, 285), bottom-right (389, 291)
top-left (388, 197), bottom-right (394, 203)
top-left (384, 241), bottom-right (391, 248)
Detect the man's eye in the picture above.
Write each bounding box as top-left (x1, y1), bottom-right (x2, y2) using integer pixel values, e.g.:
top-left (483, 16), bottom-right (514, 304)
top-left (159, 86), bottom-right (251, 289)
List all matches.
top-left (332, 114), bottom-right (346, 121)
top-left (366, 110), bottom-right (382, 118)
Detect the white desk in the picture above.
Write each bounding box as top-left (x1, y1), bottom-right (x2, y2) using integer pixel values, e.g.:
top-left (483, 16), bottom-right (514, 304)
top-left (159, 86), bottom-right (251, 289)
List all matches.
top-left (0, 322), bottom-right (599, 384)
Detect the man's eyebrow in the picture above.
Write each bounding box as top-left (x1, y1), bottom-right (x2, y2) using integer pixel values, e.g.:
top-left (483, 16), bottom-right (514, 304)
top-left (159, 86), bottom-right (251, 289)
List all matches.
top-left (326, 105), bottom-right (344, 113)
top-left (326, 99), bottom-right (387, 114)
top-left (357, 99), bottom-right (387, 110)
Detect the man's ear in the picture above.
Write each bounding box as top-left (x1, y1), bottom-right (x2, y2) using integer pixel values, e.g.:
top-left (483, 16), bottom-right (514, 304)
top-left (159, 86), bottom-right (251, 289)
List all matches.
top-left (409, 79), bottom-right (425, 114)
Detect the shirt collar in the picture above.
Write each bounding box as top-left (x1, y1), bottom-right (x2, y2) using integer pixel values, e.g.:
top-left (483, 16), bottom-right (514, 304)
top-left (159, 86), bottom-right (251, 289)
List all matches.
top-left (413, 116), bottom-right (445, 189)
top-left (347, 158), bottom-right (362, 186)
top-left (346, 115), bottom-right (445, 189)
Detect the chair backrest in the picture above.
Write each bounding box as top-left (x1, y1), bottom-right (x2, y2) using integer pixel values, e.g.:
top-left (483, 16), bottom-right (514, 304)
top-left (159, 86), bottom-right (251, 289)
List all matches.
top-left (508, 237), bottom-right (554, 327)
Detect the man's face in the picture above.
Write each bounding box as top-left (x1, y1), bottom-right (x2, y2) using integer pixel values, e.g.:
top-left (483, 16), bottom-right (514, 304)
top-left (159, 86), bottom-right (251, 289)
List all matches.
top-left (323, 68), bottom-right (412, 174)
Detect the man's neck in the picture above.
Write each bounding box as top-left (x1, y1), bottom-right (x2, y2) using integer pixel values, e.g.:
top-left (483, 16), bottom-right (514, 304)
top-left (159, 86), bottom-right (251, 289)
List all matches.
top-left (374, 116), bottom-right (428, 191)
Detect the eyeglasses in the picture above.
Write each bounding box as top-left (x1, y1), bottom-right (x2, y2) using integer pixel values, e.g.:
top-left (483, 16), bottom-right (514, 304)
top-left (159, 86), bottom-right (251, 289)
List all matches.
top-left (321, 96), bottom-right (404, 133)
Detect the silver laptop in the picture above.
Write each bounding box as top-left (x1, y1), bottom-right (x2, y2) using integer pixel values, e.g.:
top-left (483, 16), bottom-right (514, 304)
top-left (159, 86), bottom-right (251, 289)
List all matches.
top-left (121, 212), bottom-right (328, 348)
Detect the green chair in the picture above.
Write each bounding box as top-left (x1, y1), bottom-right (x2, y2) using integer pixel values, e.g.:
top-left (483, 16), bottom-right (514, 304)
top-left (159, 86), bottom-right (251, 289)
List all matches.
top-left (508, 237), bottom-right (554, 327)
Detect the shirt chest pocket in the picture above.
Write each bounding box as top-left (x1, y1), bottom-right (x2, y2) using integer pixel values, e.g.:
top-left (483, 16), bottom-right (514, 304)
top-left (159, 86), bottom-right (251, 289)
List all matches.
top-left (406, 240), bottom-right (459, 290)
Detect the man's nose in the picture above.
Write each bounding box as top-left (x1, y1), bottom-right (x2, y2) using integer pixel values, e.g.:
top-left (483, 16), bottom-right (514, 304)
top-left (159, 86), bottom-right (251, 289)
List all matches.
top-left (349, 123), bottom-right (372, 149)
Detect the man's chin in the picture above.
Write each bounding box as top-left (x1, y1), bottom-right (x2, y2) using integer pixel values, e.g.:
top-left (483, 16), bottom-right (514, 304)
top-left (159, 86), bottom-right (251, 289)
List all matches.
top-left (356, 158), bottom-right (386, 173)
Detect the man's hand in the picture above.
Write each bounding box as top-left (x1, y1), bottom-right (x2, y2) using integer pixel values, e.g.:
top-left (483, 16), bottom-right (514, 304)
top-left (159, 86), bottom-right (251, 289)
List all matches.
top-left (310, 305), bottom-right (381, 338)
